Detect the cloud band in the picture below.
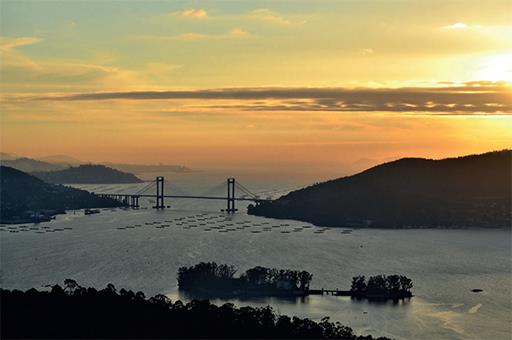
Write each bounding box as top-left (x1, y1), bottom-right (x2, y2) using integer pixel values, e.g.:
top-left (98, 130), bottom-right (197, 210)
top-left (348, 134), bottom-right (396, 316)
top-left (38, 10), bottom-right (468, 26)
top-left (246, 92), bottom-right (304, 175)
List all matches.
top-left (35, 81), bottom-right (512, 114)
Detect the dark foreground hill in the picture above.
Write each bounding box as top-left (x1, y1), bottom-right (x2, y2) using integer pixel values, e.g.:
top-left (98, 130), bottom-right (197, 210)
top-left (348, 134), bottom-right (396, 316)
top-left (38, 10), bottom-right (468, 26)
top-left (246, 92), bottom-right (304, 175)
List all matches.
top-left (248, 150), bottom-right (511, 228)
top-left (1, 281), bottom-right (389, 339)
top-left (0, 166), bottom-right (123, 223)
top-left (32, 164), bottom-right (143, 184)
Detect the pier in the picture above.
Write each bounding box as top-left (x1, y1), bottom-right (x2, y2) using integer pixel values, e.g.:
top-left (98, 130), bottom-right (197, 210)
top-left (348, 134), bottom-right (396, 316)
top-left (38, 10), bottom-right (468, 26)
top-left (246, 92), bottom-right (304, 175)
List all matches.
top-left (307, 289), bottom-right (352, 296)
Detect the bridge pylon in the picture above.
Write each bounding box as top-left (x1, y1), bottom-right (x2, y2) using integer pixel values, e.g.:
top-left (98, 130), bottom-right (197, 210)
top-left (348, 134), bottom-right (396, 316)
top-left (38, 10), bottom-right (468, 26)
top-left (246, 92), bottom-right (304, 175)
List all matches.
top-left (154, 176), bottom-right (165, 209)
top-left (223, 177), bottom-right (238, 213)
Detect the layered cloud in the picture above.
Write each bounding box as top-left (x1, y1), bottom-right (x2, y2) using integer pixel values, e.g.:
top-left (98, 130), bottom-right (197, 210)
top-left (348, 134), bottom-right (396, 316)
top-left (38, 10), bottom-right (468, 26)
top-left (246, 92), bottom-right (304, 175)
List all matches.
top-left (170, 8), bottom-right (291, 25)
top-left (174, 27), bottom-right (249, 40)
top-left (134, 28), bottom-right (249, 42)
top-left (249, 9), bottom-right (291, 25)
top-left (35, 81), bottom-right (512, 115)
top-left (173, 9), bottom-right (208, 19)
top-left (0, 36), bottom-right (43, 51)
top-left (443, 23), bottom-right (468, 29)
top-left (0, 36), bottom-right (44, 71)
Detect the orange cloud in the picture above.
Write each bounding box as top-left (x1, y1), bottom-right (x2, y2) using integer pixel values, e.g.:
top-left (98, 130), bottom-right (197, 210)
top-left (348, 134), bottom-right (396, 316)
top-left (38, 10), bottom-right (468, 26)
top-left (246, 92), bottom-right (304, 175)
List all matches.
top-left (174, 8), bottom-right (208, 19)
top-left (135, 28), bottom-right (249, 41)
top-left (250, 9), bottom-right (290, 25)
top-left (0, 36), bottom-right (42, 51)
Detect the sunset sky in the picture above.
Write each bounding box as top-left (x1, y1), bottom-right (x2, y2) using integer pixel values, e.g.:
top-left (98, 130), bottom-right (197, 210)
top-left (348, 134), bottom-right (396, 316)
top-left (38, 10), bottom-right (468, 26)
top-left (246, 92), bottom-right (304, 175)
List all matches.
top-left (1, 0), bottom-right (511, 174)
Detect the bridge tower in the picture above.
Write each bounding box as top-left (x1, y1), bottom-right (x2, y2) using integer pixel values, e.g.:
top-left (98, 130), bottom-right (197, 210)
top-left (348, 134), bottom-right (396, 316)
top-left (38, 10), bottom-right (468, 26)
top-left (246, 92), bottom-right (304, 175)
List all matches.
top-left (226, 177), bottom-right (237, 213)
top-left (155, 176), bottom-right (165, 209)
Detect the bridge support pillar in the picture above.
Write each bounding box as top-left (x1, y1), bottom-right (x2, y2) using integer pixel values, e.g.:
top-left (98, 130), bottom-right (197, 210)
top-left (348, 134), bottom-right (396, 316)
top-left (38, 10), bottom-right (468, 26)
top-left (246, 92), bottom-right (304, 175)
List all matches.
top-left (130, 195), bottom-right (139, 208)
top-left (154, 176), bottom-right (165, 209)
top-left (225, 177), bottom-right (237, 213)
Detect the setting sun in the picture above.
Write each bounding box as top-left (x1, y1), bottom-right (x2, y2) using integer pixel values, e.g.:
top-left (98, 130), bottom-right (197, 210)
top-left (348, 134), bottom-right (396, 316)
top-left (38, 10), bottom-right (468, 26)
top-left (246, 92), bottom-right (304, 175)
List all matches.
top-left (476, 54), bottom-right (512, 81)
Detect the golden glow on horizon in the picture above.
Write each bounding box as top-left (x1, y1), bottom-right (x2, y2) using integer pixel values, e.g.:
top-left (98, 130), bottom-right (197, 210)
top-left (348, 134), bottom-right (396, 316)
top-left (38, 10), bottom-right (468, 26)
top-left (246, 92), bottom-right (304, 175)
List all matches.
top-left (476, 54), bottom-right (512, 82)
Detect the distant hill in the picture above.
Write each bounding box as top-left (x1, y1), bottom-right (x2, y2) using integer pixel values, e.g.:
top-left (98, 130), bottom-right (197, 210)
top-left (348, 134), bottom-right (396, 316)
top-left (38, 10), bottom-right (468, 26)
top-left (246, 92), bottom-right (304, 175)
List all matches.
top-left (0, 152), bottom-right (18, 161)
top-left (248, 150), bottom-right (511, 228)
top-left (0, 157), bottom-right (66, 172)
top-left (0, 166), bottom-right (123, 223)
top-left (0, 153), bottom-right (191, 175)
top-left (37, 154), bottom-right (82, 165)
top-left (105, 162), bottom-right (192, 174)
top-left (31, 164), bottom-right (143, 184)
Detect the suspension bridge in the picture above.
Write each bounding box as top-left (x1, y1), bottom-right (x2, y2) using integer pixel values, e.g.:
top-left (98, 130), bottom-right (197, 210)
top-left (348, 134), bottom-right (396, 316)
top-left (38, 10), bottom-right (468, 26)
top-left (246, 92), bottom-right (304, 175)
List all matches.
top-left (97, 177), bottom-right (279, 213)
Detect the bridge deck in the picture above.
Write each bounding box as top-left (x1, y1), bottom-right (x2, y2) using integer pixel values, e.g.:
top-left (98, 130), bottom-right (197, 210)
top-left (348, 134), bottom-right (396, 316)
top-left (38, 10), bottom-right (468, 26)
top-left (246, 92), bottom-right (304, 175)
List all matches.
top-left (96, 176), bottom-right (275, 205)
top-left (99, 193), bottom-right (273, 202)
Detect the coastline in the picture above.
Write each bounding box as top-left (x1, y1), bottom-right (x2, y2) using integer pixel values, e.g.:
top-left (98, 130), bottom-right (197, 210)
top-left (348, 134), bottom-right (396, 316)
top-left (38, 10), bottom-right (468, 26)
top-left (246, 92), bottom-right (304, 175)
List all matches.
top-left (181, 287), bottom-right (414, 300)
top-left (246, 208), bottom-right (510, 230)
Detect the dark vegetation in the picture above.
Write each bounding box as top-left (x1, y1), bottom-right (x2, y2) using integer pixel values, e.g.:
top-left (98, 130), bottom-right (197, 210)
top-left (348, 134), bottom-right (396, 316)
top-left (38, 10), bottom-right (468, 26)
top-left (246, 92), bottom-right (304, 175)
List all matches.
top-left (0, 166), bottom-right (123, 223)
top-left (350, 275), bottom-right (413, 299)
top-left (1, 280), bottom-right (390, 339)
top-left (32, 164), bottom-right (143, 184)
top-left (178, 262), bottom-right (313, 297)
top-left (249, 150), bottom-right (511, 228)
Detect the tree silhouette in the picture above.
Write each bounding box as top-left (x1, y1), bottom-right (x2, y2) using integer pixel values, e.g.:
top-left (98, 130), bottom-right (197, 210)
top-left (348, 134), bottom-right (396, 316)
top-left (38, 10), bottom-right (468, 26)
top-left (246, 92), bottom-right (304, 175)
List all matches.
top-left (178, 262), bottom-right (313, 296)
top-left (386, 275), bottom-right (401, 293)
top-left (399, 275), bottom-right (413, 291)
top-left (298, 271), bottom-right (313, 290)
top-left (63, 279), bottom-right (80, 294)
top-left (351, 276), bottom-right (366, 293)
top-left (105, 283), bottom-right (117, 294)
top-left (350, 274), bottom-right (413, 298)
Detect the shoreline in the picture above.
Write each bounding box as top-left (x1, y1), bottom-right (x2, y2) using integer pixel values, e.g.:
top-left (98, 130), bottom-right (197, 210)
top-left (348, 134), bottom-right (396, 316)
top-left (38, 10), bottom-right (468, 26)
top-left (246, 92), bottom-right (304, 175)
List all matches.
top-left (180, 288), bottom-right (413, 301)
top-left (2, 206), bottom-right (509, 230)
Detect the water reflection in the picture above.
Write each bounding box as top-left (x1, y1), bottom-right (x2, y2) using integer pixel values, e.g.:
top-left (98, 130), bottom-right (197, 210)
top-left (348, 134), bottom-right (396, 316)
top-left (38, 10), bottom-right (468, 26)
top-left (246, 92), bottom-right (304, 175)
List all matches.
top-left (176, 289), bottom-right (311, 305)
top-left (177, 289), bottom-right (412, 308)
top-left (351, 296), bottom-right (412, 307)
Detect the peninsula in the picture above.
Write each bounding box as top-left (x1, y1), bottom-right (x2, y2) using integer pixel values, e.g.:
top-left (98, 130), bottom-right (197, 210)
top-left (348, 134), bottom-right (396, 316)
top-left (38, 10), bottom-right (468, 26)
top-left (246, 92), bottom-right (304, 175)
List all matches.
top-left (0, 166), bottom-right (124, 224)
top-left (248, 150), bottom-right (511, 228)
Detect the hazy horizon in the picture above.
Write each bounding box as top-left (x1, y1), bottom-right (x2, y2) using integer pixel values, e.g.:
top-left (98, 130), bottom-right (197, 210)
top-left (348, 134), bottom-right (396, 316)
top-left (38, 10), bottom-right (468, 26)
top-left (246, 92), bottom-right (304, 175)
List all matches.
top-left (2, 148), bottom-right (510, 180)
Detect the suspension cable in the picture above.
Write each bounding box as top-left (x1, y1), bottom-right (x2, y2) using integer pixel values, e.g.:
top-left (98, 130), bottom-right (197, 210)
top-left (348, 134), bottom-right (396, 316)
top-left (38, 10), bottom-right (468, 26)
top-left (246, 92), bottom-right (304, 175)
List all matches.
top-left (235, 182), bottom-right (259, 198)
top-left (134, 180), bottom-right (156, 195)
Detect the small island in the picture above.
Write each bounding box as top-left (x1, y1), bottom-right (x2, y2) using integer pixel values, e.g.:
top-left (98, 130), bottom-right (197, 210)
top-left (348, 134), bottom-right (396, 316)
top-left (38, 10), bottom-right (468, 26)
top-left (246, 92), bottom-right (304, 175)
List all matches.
top-left (350, 275), bottom-right (413, 299)
top-left (178, 262), bottom-right (413, 301)
top-left (178, 262), bottom-right (313, 298)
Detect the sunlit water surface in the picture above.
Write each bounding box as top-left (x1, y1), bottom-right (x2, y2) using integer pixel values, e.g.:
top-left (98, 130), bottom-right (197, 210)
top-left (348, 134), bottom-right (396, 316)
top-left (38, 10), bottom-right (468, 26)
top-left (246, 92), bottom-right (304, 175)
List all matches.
top-left (1, 174), bottom-right (511, 340)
